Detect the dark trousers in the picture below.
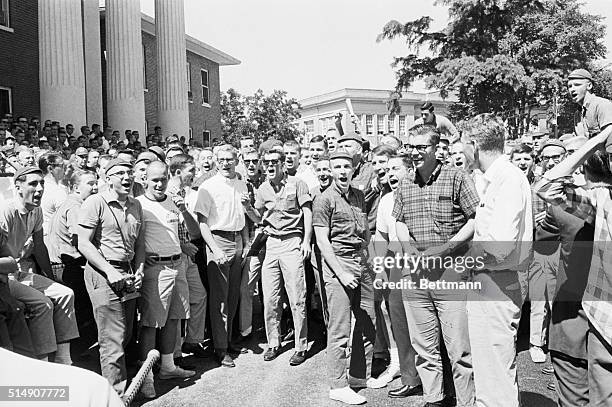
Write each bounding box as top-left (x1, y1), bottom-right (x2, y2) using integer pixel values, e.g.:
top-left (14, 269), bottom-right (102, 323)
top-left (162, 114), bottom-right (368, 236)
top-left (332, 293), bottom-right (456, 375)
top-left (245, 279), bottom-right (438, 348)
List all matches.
top-left (588, 325), bottom-right (612, 407)
top-left (551, 350), bottom-right (588, 406)
top-left (61, 255), bottom-right (96, 345)
top-left (0, 282), bottom-right (34, 357)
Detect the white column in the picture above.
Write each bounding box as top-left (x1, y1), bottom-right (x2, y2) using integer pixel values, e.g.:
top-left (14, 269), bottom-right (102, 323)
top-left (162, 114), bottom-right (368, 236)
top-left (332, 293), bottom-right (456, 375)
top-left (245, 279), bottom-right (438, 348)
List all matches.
top-left (82, 0), bottom-right (103, 125)
top-left (39, 0), bottom-right (86, 127)
top-left (106, 0), bottom-right (145, 136)
top-left (155, 0), bottom-right (189, 138)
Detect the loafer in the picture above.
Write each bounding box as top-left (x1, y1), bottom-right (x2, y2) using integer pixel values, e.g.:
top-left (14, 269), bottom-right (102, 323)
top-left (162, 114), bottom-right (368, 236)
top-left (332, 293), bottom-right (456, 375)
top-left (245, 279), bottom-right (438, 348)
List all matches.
top-left (263, 347), bottom-right (280, 361)
top-left (329, 386), bottom-right (366, 405)
top-left (289, 351), bottom-right (306, 366)
top-left (158, 366), bottom-right (196, 380)
top-left (388, 384), bottom-right (423, 398)
top-left (182, 342), bottom-right (213, 358)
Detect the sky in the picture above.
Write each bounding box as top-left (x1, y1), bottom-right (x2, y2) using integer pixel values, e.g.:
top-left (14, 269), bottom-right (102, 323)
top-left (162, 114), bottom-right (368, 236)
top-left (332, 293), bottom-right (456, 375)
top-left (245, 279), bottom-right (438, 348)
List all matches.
top-left (139, 0), bottom-right (612, 101)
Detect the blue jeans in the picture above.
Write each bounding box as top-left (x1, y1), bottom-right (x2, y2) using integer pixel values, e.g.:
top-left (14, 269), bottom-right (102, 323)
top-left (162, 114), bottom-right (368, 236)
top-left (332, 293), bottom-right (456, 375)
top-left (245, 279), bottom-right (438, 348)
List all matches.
top-left (84, 264), bottom-right (136, 397)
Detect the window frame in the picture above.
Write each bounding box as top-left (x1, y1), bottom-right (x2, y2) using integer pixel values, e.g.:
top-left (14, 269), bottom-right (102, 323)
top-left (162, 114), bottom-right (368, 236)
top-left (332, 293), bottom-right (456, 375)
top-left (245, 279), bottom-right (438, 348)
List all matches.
top-left (365, 114), bottom-right (373, 135)
top-left (0, 86), bottom-right (13, 118)
top-left (203, 130), bottom-right (211, 146)
top-left (0, 0), bottom-right (12, 32)
top-left (186, 61), bottom-right (192, 103)
top-left (200, 69), bottom-right (210, 107)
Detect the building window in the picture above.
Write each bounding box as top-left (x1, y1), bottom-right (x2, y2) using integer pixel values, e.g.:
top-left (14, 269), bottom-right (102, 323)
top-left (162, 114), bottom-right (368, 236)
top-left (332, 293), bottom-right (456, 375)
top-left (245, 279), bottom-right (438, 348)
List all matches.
top-left (319, 116), bottom-right (334, 134)
top-left (304, 120), bottom-right (314, 138)
top-left (0, 0), bottom-right (10, 29)
top-left (203, 130), bottom-right (211, 146)
top-left (142, 44), bottom-right (148, 90)
top-left (387, 114), bottom-right (395, 135)
top-left (200, 69), bottom-right (209, 105)
top-left (399, 115), bottom-right (406, 136)
top-left (186, 62), bottom-right (192, 103)
top-left (365, 115), bottom-right (373, 135)
top-left (377, 115), bottom-right (385, 135)
top-left (0, 86), bottom-right (12, 118)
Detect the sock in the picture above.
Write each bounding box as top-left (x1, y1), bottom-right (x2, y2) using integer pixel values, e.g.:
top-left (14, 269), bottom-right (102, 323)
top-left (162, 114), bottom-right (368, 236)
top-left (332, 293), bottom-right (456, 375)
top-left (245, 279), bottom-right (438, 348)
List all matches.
top-left (160, 353), bottom-right (176, 372)
top-left (388, 347), bottom-right (400, 370)
top-left (54, 342), bottom-right (72, 365)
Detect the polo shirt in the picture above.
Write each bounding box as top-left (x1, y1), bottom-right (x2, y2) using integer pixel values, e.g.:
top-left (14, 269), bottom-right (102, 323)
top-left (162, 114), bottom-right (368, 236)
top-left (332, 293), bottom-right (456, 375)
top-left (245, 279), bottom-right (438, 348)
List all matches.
top-left (78, 191), bottom-right (143, 263)
top-left (137, 195), bottom-right (182, 257)
top-left (577, 92), bottom-right (612, 137)
top-left (41, 175), bottom-right (68, 234)
top-left (46, 194), bottom-right (82, 262)
top-left (312, 183), bottom-right (368, 257)
top-left (0, 199), bottom-right (42, 260)
top-left (255, 175), bottom-right (311, 237)
top-left (194, 173), bottom-right (247, 232)
top-left (391, 162), bottom-right (479, 250)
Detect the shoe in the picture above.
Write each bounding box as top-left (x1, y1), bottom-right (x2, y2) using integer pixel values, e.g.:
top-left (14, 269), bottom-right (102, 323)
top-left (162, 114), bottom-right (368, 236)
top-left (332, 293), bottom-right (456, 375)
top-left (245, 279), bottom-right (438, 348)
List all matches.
top-left (377, 365), bottom-right (401, 384)
top-left (158, 366), bottom-right (196, 380)
top-left (329, 386), bottom-right (366, 405)
top-left (289, 351), bottom-right (306, 366)
top-left (349, 377), bottom-right (387, 389)
top-left (182, 342), bottom-right (213, 358)
top-left (138, 371), bottom-right (156, 399)
top-left (542, 365), bottom-right (555, 375)
top-left (174, 356), bottom-right (196, 370)
top-left (547, 381), bottom-right (556, 391)
top-left (216, 352), bottom-right (235, 368)
top-left (530, 345), bottom-right (546, 363)
top-left (228, 346), bottom-right (247, 355)
top-left (388, 384), bottom-right (423, 398)
top-left (263, 347), bottom-right (280, 361)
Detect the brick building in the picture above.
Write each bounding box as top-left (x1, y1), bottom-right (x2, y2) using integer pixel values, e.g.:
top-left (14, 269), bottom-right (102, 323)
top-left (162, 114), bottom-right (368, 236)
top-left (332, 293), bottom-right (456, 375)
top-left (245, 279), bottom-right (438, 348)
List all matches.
top-left (0, 0), bottom-right (239, 146)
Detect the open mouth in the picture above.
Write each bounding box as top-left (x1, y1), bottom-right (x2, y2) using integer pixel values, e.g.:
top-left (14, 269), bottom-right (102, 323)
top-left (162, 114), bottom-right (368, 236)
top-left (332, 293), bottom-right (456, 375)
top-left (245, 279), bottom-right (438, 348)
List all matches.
top-left (388, 177), bottom-right (399, 187)
top-left (338, 175), bottom-right (348, 183)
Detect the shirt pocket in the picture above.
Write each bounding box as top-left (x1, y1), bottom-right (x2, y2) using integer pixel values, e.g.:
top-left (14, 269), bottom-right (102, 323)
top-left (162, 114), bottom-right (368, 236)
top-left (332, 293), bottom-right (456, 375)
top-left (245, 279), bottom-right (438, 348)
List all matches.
top-left (434, 196), bottom-right (455, 231)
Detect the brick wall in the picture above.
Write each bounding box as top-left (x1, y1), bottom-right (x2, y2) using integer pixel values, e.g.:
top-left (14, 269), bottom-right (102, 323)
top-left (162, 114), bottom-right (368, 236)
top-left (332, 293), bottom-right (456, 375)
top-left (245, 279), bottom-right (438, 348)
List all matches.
top-left (0, 0), bottom-right (40, 118)
top-left (187, 51), bottom-right (221, 146)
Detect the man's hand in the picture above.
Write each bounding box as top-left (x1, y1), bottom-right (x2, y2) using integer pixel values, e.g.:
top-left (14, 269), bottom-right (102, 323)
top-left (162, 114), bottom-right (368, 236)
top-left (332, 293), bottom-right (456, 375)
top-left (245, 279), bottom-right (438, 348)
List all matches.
top-left (107, 269), bottom-right (126, 292)
top-left (241, 192), bottom-right (251, 206)
top-left (212, 247), bottom-right (229, 265)
top-left (181, 242), bottom-right (198, 258)
top-left (169, 190), bottom-right (187, 212)
top-left (133, 271), bottom-right (143, 291)
top-left (537, 181), bottom-right (566, 204)
top-left (337, 271), bottom-right (359, 289)
top-left (301, 242), bottom-right (311, 260)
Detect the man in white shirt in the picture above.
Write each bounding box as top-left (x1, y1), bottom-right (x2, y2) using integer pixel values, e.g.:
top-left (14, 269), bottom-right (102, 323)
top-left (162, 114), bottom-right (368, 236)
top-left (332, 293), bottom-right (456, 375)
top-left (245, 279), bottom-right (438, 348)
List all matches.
top-left (194, 144), bottom-right (249, 368)
top-left (462, 114), bottom-right (533, 407)
top-left (136, 161), bottom-right (200, 397)
top-left (39, 153), bottom-right (68, 235)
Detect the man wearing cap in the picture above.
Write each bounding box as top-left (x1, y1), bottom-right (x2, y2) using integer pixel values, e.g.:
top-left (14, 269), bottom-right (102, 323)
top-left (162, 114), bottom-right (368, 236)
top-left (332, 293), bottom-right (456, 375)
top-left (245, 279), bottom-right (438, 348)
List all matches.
top-left (76, 158), bottom-right (145, 396)
top-left (73, 147), bottom-right (89, 170)
top-left (149, 145), bottom-right (166, 163)
top-left (133, 151), bottom-right (158, 198)
top-left (413, 102), bottom-right (459, 143)
top-left (313, 149), bottom-right (384, 405)
top-left (338, 131), bottom-right (375, 194)
top-left (0, 166), bottom-right (79, 362)
top-left (568, 69), bottom-right (612, 141)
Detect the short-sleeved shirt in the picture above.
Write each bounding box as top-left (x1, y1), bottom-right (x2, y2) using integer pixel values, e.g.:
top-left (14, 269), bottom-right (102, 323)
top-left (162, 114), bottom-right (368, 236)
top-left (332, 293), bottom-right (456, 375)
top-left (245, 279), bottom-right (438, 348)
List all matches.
top-left (194, 173), bottom-right (247, 232)
top-left (255, 175), bottom-right (311, 237)
top-left (392, 163), bottom-right (479, 250)
top-left (136, 195), bottom-right (182, 257)
top-left (312, 183), bottom-right (368, 256)
top-left (578, 92), bottom-right (612, 137)
top-left (78, 191), bottom-right (143, 262)
top-left (46, 194), bottom-right (82, 262)
top-left (351, 161), bottom-right (375, 195)
top-left (41, 176), bottom-right (68, 235)
top-left (0, 199), bottom-right (42, 260)
top-left (414, 114), bottom-right (459, 142)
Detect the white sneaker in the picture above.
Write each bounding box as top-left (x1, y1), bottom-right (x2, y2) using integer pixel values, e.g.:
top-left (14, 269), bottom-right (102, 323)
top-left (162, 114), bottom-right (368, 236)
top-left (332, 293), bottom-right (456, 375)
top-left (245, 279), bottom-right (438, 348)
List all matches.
top-left (158, 366), bottom-right (196, 380)
top-left (329, 387), bottom-right (367, 405)
top-left (139, 371), bottom-right (156, 399)
top-left (529, 345), bottom-right (546, 363)
top-left (376, 365), bottom-right (401, 384)
top-left (365, 377), bottom-right (387, 389)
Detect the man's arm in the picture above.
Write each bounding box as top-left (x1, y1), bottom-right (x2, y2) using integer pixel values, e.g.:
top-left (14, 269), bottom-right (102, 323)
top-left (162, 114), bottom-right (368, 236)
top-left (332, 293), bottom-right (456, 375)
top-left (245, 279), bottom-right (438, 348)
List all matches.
top-left (301, 203), bottom-right (313, 259)
top-left (76, 225), bottom-right (124, 284)
top-left (32, 229), bottom-right (52, 278)
top-left (196, 212), bottom-right (227, 263)
top-left (314, 226), bottom-right (358, 289)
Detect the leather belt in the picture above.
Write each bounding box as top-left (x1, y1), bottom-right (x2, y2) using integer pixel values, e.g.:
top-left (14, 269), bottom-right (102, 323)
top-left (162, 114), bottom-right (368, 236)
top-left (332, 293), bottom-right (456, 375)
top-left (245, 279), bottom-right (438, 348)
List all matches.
top-left (150, 254), bottom-right (181, 262)
top-left (108, 260), bottom-right (131, 271)
top-left (212, 230), bottom-right (239, 238)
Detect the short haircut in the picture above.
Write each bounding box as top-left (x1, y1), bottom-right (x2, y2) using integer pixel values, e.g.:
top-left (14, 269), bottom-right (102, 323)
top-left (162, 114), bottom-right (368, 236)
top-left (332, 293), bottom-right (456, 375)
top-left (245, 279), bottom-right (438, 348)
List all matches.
top-left (462, 113), bottom-right (505, 153)
top-left (309, 135), bottom-right (328, 149)
top-left (169, 153), bottom-right (195, 175)
top-left (509, 143), bottom-right (534, 159)
top-left (38, 153), bottom-right (63, 174)
top-left (283, 139), bottom-right (301, 153)
top-left (371, 144), bottom-right (396, 158)
top-left (421, 101), bottom-right (434, 111)
top-left (262, 148), bottom-right (285, 162)
top-left (410, 124), bottom-right (440, 146)
top-left (242, 148), bottom-right (259, 157)
top-left (80, 125), bottom-right (89, 132)
top-left (584, 150), bottom-right (612, 182)
top-left (69, 170), bottom-right (97, 189)
top-left (381, 134), bottom-right (402, 150)
top-left (215, 144), bottom-right (238, 159)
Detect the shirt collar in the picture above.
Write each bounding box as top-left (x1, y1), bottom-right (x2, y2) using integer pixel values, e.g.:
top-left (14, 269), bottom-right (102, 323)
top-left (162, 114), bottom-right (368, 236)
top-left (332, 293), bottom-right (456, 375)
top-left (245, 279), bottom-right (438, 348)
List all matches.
top-left (482, 154), bottom-right (508, 185)
top-left (583, 92), bottom-right (595, 110)
top-left (13, 199), bottom-right (30, 215)
top-left (102, 189), bottom-right (133, 205)
top-left (332, 181), bottom-right (352, 198)
top-left (412, 161), bottom-right (443, 185)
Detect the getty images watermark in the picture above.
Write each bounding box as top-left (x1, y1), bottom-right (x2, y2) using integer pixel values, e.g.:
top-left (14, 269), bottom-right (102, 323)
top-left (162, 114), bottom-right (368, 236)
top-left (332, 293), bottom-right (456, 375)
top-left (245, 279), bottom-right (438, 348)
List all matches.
top-left (371, 253), bottom-right (486, 291)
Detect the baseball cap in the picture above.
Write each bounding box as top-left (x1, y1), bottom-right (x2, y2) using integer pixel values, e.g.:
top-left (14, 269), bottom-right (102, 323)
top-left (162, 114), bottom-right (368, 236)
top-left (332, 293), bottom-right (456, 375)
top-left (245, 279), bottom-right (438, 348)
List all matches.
top-left (104, 158), bottom-right (133, 174)
top-left (568, 69), bottom-right (593, 81)
top-left (13, 166), bottom-right (42, 183)
top-left (330, 150), bottom-right (353, 162)
top-left (421, 101), bottom-right (434, 111)
top-left (75, 147), bottom-right (88, 156)
top-left (539, 138), bottom-right (566, 154)
top-left (338, 131), bottom-right (363, 145)
top-left (135, 151), bottom-right (158, 165)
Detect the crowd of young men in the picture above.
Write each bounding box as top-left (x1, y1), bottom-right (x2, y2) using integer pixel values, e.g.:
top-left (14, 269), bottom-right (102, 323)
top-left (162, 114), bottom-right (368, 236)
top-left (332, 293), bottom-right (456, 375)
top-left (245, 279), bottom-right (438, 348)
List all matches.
top-left (1, 68), bottom-right (612, 407)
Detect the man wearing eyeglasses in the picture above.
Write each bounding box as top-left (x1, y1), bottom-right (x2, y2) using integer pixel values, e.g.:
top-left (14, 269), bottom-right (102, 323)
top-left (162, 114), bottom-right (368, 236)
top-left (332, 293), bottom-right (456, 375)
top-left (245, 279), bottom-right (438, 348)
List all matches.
top-left (76, 158), bottom-right (145, 396)
top-left (194, 144), bottom-right (249, 368)
top-left (392, 124), bottom-right (479, 407)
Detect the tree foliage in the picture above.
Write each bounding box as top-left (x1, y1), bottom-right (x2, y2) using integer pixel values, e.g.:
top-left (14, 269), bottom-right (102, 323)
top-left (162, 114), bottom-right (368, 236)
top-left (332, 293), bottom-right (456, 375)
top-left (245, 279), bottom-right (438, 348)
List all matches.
top-left (220, 88), bottom-right (301, 146)
top-left (378, 0), bottom-right (608, 136)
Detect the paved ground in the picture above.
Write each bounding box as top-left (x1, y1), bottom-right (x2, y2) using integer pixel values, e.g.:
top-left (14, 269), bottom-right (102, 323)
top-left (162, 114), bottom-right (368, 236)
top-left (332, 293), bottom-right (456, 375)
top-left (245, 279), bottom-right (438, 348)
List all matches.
top-left (130, 302), bottom-right (558, 407)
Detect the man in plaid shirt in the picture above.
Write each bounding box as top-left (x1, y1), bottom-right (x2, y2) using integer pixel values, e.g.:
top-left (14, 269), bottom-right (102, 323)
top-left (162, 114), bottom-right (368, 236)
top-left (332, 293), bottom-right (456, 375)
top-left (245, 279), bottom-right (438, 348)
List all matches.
top-left (392, 125), bottom-right (479, 407)
top-left (535, 128), bottom-right (612, 406)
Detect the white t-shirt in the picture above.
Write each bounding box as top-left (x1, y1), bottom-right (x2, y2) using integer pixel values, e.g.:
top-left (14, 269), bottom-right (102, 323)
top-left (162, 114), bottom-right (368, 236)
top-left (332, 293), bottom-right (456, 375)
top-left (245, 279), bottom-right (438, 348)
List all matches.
top-left (296, 165), bottom-right (319, 190)
top-left (376, 191), bottom-right (403, 254)
top-left (41, 176), bottom-right (68, 235)
top-left (136, 195), bottom-right (182, 257)
top-left (194, 173), bottom-right (247, 232)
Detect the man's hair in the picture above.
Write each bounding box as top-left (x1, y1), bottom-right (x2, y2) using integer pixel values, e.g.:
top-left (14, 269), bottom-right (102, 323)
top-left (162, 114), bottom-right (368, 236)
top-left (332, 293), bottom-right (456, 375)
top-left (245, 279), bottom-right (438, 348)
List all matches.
top-left (69, 170), bottom-right (97, 190)
top-left (584, 150), bottom-right (612, 182)
top-left (242, 148), bottom-right (259, 158)
top-left (215, 144), bottom-right (238, 159)
top-left (316, 154), bottom-right (330, 163)
top-left (381, 134), bottom-right (402, 150)
top-left (38, 153), bottom-right (63, 174)
top-left (509, 143), bottom-right (534, 159)
top-left (169, 153), bottom-right (195, 175)
top-left (309, 135), bottom-right (328, 149)
top-left (410, 124), bottom-right (440, 146)
top-left (462, 113), bottom-right (505, 153)
top-left (421, 101), bottom-right (434, 112)
top-left (262, 148), bottom-right (286, 163)
top-left (283, 139), bottom-right (301, 153)
top-left (371, 144), bottom-right (396, 158)
top-left (80, 125), bottom-right (89, 132)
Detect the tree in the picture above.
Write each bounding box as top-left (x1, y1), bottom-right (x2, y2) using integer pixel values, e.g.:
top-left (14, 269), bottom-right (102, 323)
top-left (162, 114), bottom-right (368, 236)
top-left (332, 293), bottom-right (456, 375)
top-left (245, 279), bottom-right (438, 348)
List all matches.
top-left (220, 88), bottom-right (302, 145)
top-left (378, 0), bottom-right (607, 136)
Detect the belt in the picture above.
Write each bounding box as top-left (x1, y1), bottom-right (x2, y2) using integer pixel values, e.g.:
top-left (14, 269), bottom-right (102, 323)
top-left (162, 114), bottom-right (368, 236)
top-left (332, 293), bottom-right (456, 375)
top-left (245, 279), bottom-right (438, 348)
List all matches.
top-left (108, 260), bottom-right (131, 270)
top-left (212, 230), bottom-right (239, 238)
top-left (150, 254), bottom-right (181, 262)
